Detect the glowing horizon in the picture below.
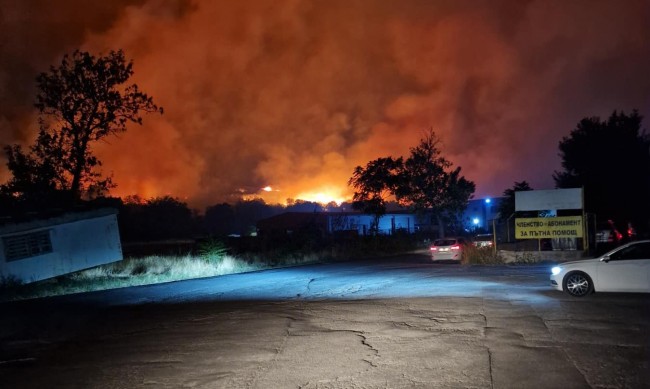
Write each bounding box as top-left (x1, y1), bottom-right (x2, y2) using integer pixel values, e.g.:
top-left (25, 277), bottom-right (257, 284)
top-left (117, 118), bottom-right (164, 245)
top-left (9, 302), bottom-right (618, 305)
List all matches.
top-left (1, 1), bottom-right (648, 211)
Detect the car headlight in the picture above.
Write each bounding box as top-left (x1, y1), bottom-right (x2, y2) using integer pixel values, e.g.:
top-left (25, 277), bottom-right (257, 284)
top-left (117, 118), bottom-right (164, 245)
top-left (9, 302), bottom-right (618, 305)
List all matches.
top-left (551, 266), bottom-right (562, 275)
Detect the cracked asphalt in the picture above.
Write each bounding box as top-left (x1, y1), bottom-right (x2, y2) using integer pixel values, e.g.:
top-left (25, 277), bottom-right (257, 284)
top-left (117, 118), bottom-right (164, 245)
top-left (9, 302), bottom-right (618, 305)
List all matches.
top-left (1, 253), bottom-right (649, 388)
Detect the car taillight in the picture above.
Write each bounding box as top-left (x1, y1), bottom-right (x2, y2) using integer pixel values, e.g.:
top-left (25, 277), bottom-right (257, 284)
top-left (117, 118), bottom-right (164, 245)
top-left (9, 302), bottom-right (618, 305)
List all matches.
top-left (430, 247), bottom-right (438, 251)
top-left (451, 245), bottom-right (460, 250)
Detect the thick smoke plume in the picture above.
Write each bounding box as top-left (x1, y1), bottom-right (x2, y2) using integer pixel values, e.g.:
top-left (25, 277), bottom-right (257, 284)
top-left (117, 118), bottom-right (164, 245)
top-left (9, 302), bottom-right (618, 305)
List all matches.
top-left (1, 0), bottom-right (649, 209)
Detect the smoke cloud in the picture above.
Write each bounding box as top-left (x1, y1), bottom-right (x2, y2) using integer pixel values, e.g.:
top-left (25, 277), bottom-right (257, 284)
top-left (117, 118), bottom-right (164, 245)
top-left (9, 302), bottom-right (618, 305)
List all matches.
top-left (1, 0), bottom-right (649, 209)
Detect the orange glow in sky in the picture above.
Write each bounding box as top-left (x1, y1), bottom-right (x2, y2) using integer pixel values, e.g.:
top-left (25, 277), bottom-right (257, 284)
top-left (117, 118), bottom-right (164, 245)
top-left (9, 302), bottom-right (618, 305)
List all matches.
top-left (1, 1), bottom-right (649, 209)
top-left (292, 190), bottom-right (347, 206)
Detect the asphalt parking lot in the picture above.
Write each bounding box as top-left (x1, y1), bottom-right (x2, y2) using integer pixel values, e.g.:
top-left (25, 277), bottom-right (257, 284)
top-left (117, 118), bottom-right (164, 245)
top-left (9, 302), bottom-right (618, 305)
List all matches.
top-left (1, 254), bottom-right (649, 388)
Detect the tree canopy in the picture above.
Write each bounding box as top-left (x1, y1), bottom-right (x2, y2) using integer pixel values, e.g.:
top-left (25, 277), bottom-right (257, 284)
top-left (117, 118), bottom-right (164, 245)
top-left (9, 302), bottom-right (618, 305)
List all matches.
top-left (119, 196), bottom-right (197, 241)
top-left (1, 49), bottom-right (162, 210)
top-left (553, 110), bottom-right (650, 232)
top-left (348, 129), bottom-right (475, 235)
top-left (348, 156), bottom-right (403, 232)
top-left (397, 130), bottom-right (475, 215)
top-left (496, 181), bottom-right (533, 219)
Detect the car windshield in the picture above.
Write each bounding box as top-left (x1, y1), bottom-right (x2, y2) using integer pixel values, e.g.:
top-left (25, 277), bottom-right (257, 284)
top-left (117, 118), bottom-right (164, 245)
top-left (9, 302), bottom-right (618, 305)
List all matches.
top-left (433, 239), bottom-right (457, 246)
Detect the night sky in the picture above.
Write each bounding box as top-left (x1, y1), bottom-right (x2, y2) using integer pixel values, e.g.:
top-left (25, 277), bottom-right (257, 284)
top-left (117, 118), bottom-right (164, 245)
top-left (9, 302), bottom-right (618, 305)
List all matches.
top-left (1, 0), bottom-right (649, 208)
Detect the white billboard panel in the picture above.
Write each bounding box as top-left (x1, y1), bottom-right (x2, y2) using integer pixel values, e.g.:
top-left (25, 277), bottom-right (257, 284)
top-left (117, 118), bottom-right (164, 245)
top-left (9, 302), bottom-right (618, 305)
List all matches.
top-left (515, 188), bottom-right (583, 211)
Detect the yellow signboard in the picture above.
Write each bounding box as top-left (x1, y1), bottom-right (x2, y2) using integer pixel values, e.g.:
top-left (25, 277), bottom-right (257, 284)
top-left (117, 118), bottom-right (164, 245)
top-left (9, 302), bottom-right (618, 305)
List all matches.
top-left (515, 216), bottom-right (583, 239)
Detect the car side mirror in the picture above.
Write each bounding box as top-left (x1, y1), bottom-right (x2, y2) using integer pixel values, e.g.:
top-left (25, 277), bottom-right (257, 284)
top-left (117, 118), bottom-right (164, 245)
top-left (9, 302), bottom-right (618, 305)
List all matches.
top-left (601, 255), bottom-right (610, 263)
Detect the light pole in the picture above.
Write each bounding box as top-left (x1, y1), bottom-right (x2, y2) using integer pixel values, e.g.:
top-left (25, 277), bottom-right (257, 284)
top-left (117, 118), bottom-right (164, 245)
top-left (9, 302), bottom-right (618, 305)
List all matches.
top-left (484, 198), bottom-right (491, 233)
top-left (507, 213), bottom-right (515, 242)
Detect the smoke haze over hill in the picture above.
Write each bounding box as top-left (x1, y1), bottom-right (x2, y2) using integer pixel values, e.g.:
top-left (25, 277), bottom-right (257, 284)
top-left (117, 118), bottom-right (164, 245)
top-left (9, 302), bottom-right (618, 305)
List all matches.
top-left (1, 0), bottom-right (648, 209)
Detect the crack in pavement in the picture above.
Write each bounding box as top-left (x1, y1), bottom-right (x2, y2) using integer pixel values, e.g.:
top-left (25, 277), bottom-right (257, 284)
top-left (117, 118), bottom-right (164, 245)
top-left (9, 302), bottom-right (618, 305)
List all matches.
top-left (392, 321), bottom-right (417, 328)
top-left (307, 278), bottom-right (316, 292)
top-left (559, 343), bottom-right (592, 387)
top-left (356, 332), bottom-right (379, 357)
top-left (250, 311), bottom-right (299, 388)
top-left (296, 278), bottom-right (317, 298)
top-left (486, 346), bottom-right (494, 389)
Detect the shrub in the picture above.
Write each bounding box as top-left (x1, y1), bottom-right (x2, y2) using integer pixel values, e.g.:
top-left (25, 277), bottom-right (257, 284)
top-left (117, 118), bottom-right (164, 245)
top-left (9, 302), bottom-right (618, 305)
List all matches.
top-left (197, 238), bottom-right (229, 265)
top-left (0, 273), bottom-right (22, 290)
top-left (512, 251), bottom-right (538, 264)
top-left (462, 245), bottom-right (504, 265)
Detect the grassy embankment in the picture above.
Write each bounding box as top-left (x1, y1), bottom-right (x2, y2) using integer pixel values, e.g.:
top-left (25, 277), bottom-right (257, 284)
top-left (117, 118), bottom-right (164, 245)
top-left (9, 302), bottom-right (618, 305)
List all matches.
top-left (0, 235), bottom-right (427, 301)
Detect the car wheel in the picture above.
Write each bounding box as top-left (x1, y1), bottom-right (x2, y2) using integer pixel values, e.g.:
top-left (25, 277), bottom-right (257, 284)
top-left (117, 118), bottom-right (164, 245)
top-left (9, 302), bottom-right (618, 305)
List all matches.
top-left (563, 271), bottom-right (593, 297)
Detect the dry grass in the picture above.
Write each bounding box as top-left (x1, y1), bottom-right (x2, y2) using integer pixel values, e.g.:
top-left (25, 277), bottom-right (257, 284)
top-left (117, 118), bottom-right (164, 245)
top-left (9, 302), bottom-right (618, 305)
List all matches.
top-left (461, 245), bottom-right (505, 265)
top-left (0, 254), bottom-right (271, 301)
top-left (72, 254), bottom-right (256, 281)
top-left (0, 248), bottom-right (335, 301)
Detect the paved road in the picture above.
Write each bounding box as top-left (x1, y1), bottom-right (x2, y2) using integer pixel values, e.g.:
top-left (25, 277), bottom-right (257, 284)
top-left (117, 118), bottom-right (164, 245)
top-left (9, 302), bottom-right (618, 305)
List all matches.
top-left (1, 253), bottom-right (649, 388)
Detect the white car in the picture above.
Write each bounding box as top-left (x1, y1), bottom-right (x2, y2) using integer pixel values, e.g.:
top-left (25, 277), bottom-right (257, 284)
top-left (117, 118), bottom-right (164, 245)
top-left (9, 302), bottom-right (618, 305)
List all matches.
top-left (430, 237), bottom-right (469, 261)
top-left (550, 240), bottom-right (650, 297)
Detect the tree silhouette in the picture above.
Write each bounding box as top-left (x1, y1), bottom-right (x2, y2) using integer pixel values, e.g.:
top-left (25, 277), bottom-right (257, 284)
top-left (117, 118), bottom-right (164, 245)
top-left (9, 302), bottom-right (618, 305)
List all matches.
top-left (119, 196), bottom-right (197, 241)
top-left (348, 129), bottom-right (475, 236)
top-left (348, 157), bottom-right (403, 232)
top-left (2, 49), bottom-right (162, 208)
top-left (554, 110), bottom-right (650, 234)
top-left (397, 130), bottom-right (475, 236)
top-left (497, 181), bottom-right (533, 219)
top-left (232, 199), bottom-right (282, 236)
top-left (204, 203), bottom-right (237, 237)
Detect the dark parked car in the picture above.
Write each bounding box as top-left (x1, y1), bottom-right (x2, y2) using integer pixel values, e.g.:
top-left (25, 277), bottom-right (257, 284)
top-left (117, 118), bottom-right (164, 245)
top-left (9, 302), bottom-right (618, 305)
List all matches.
top-left (473, 234), bottom-right (494, 248)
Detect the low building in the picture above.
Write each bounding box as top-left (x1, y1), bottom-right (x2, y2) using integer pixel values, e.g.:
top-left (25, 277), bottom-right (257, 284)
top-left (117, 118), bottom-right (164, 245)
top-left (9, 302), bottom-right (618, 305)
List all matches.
top-left (328, 212), bottom-right (417, 235)
top-left (257, 211), bottom-right (418, 237)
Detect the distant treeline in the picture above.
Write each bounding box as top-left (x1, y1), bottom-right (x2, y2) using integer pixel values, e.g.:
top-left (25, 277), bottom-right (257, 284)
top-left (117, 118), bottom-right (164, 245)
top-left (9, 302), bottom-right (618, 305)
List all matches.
top-left (0, 196), bottom-right (366, 243)
top-left (116, 196), bottom-right (344, 242)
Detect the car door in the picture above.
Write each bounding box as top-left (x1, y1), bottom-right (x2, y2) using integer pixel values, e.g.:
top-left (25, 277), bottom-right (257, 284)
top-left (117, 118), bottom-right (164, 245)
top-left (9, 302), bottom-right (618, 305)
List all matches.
top-left (597, 242), bottom-right (650, 292)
